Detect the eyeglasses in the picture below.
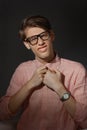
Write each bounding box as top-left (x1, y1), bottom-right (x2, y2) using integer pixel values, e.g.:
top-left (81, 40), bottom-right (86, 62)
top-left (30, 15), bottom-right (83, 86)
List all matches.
top-left (24, 31), bottom-right (50, 45)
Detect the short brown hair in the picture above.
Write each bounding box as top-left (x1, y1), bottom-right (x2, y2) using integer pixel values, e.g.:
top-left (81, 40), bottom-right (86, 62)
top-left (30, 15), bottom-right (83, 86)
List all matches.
top-left (19, 15), bottom-right (52, 41)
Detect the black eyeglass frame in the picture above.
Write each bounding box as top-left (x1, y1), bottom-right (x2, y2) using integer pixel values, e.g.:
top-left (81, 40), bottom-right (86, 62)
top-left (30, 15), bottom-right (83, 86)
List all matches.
top-left (24, 31), bottom-right (50, 45)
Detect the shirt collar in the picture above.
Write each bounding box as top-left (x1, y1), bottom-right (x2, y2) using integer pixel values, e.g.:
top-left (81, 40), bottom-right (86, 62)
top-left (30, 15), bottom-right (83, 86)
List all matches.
top-left (34, 53), bottom-right (60, 67)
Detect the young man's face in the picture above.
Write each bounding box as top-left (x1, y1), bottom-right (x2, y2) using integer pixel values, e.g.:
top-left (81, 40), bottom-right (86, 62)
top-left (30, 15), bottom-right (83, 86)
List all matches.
top-left (24, 27), bottom-right (55, 63)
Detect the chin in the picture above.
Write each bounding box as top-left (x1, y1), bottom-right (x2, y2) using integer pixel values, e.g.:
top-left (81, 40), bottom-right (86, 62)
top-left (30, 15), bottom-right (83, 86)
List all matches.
top-left (39, 52), bottom-right (50, 58)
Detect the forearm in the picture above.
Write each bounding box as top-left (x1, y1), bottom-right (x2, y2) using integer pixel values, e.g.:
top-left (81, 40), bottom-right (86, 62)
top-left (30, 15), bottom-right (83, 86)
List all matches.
top-left (8, 81), bottom-right (33, 114)
top-left (55, 84), bottom-right (76, 117)
top-left (63, 96), bottom-right (76, 117)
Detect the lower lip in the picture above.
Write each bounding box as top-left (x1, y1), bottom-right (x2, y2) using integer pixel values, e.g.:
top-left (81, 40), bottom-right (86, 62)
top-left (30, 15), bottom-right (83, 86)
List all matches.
top-left (38, 46), bottom-right (47, 52)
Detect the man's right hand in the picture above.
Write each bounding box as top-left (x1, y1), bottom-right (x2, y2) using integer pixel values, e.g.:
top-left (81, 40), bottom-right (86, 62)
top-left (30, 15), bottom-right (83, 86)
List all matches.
top-left (8, 66), bottom-right (48, 114)
top-left (29, 66), bottom-right (48, 89)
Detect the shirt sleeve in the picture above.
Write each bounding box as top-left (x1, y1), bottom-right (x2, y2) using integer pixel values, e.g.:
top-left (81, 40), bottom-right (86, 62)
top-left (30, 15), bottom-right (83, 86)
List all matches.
top-left (73, 64), bottom-right (87, 128)
top-left (0, 96), bottom-right (15, 120)
top-left (0, 61), bottom-right (35, 121)
top-left (0, 63), bottom-right (29, 120)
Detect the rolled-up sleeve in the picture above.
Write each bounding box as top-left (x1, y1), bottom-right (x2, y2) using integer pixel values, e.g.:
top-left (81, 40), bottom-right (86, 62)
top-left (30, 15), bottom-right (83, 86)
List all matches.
top-left (74, 102), bottom-right (87, 128)
top-left (0, 63), bottom-right (28, 121)
top-left (0, 96), bottom-right (14, 120)
top-left (73, 65), bottom-right (87, 128)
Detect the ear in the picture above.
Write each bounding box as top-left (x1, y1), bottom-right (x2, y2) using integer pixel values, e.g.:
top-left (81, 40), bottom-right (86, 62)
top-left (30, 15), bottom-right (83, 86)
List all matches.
top-left (23, 41), bottom-right (31, 49)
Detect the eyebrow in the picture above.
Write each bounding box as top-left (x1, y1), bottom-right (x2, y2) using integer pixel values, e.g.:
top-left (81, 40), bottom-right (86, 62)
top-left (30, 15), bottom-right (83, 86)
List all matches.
top-left (26, 31), bottom-right (47, 39)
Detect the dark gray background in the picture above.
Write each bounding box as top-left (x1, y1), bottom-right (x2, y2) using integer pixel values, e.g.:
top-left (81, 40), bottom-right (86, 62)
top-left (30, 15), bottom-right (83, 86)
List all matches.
top-left (0, 0), bottom-right (87, 96)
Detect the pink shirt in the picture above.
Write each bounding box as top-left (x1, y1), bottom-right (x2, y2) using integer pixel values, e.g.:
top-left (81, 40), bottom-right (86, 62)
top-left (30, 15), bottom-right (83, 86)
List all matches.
top-left (0, 55), bottom-right (87, 130)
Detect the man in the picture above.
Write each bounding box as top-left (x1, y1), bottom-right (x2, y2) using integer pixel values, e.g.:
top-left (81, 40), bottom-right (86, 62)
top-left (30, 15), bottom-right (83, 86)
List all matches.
top-left (0, 15), bottom-right (87, 130)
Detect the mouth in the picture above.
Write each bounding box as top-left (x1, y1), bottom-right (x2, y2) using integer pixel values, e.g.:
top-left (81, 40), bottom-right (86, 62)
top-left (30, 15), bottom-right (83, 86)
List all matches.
top-left (38, 45), bottom-right (47, 52)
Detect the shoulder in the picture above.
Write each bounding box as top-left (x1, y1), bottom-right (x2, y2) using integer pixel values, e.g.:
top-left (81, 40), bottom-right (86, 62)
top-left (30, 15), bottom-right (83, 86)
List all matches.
top-left (15, 60), bottom-right (36, 72)
top-left (60, 58), bottom-right (87, 73)
top-left (11, 60), bottom-right (36, 79)
top-left (9, 60), bottom-right (36, 84)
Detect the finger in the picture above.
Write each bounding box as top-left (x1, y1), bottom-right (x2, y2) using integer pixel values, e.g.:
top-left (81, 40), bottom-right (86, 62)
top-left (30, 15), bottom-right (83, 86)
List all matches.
top-left (47, 68), bottom-right (56, 73)
top-left (40, 68), bottom-right (48, 74)
top-left (55, 69), bottom-right (61, 74)
top-left (55, 69), bottom-right (63, 78)
top-left (52, 70), bottom-right (56, 73)
top-left (38, 66), bottom-right (47, 72)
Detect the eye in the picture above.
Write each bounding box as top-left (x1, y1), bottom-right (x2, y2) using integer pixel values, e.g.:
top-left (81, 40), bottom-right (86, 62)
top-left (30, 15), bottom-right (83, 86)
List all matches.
top-left (30, 36), bottom-right (37, 41)
top-left (40, 32), bottom-right (49, 39)
top-left (41, 32), bottom-right (48, 37)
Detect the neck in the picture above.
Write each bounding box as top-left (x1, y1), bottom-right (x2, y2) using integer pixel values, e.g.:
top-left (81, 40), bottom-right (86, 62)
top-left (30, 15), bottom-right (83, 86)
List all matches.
top-left (36, 52), bottom-right (56, 64)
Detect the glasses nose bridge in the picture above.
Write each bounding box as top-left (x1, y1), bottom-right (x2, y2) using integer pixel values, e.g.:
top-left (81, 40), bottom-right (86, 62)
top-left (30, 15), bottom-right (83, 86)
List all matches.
top-left (37, 34), bottom-right (44, 45)
top-left (37, 33), bottom-right (42, 40)
top-left (37, 34), bottom-right (43, 41)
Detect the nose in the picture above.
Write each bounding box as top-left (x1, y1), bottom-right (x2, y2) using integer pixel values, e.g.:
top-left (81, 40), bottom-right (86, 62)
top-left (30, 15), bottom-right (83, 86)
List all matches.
top-left (38, 37), bottom-right (44, 45)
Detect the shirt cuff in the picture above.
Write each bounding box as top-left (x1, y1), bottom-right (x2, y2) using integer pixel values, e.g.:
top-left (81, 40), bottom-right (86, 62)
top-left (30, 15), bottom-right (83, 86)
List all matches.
top-left (73, 102), bottom-right (87, 125)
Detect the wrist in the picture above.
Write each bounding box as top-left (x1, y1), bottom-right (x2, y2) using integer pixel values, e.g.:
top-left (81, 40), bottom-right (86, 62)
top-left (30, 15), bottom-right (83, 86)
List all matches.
top-left (26, 80), bottom-right (35, 91)
top-left (60, 92), bottom-right (71, 102)
top-left (55, 84), bottom-right (71, 102)
top-left (55, 83), bottom-right (68, 97)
